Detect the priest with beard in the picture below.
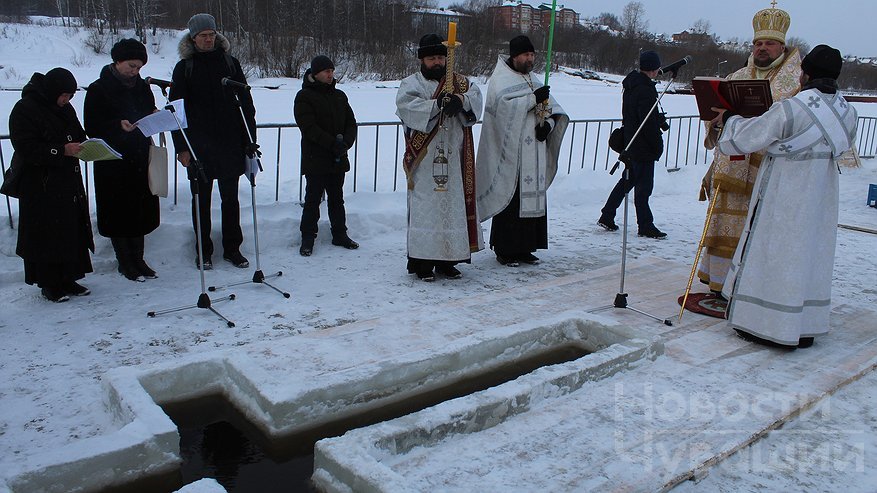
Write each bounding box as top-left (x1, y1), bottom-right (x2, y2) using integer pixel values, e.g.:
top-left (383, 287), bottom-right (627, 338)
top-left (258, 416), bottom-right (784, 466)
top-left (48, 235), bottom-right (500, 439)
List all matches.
top-left (395, 33), bottom-right (484, 282)
top-left (476, 35), bottom-right (569, 268)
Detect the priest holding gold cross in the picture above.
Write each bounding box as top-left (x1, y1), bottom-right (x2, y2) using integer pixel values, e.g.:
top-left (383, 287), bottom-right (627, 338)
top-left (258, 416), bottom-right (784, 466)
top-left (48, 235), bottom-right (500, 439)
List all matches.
top-left (396, 25), bottom-right (483, 282)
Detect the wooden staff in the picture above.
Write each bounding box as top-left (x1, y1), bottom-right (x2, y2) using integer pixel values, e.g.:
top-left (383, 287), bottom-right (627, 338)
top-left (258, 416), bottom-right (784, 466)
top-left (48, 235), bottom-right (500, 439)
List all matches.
top-left (679, 183), bottom-right (721, 323)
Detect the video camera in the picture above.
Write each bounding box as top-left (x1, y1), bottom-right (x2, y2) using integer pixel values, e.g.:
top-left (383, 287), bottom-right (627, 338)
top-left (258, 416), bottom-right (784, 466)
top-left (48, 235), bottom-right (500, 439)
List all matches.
top-left (658, 112), bottom-right (670, 132)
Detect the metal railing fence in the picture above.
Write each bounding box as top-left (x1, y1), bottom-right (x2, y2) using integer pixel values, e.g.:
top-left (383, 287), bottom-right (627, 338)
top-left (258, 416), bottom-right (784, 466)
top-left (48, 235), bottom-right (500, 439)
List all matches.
top-left (2, 115), bottom-right (876, 229)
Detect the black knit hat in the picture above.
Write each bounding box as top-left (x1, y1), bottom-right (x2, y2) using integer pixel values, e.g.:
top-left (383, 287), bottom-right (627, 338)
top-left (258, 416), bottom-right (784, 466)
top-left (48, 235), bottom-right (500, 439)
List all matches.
top-left (43, 67), bottom-right (77, 101)
top-left (801, 44), bottom-right (843, 80)
top-left (111, 38), bottom-right (148, 65)
top-left (310, 55), bottom-right (335, 75)
top-left (639, 50), bottom-right (661, 71)
top-left (509, 35), bottom-right (535, 58)
top-left (417, 34), bottom-right (447, 59)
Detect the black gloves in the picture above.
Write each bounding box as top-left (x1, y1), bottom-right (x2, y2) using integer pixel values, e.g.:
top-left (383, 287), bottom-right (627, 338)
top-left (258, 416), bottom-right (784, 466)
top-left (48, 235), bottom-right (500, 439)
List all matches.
top-left (438, 92), bottom-right (463, 116)
top-left (331, 139), bottom-right (348, 157)
top-left (245, 142), bottom-right (261, 158)
top-left (535, 121), bottom-right (551, 142)
top-left (534, 85), bottom-right (550, 104)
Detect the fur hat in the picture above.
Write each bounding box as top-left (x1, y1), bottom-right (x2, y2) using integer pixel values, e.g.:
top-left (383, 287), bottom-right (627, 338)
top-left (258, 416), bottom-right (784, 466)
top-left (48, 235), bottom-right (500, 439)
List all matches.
top-left (310, 55), bottom-right (335, 75)
top-left (417, 34), bottom-right (447, 59)
top-left (111, 38), bottom-right (148, 65)
top-left (801, 44), bottom-right (843, 80)
top-left (187, 13), bottom-right (217, 39)
top-left (43, 67), bottom-right (77, 101)
top-left (639, 50), bottom-right (661, 71)
top-left (509, 35), bottom-right (535, 58)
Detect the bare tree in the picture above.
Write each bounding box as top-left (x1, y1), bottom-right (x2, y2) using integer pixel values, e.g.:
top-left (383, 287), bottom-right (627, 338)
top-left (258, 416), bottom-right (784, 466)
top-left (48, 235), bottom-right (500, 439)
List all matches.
top-left (621, 1), bottom-right (648, 39)
top-left (594, 12), bottom-right (622, 32)
top-left (125, 0), bottom-right (162, 42)
top-left (54, 0), bottom-right (71, 27)
top-left (691, 18), bottom-right (711, 34)
top-left (786, 36), bottom-right (810, 56)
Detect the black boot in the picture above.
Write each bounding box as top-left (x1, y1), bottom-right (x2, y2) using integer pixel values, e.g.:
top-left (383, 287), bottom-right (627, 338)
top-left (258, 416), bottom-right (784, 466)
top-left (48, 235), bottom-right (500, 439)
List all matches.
top-left (300, 235), bottom-right (315, 257)
top-left (131, 236), bottom-right (157, 279)
top-left (111, 238), bottom-right (145, 282)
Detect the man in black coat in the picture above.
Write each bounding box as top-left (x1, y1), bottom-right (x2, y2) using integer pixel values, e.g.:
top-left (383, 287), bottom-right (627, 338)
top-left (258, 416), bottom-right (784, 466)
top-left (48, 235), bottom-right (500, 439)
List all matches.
top-left (10, 68), bottom-right (95, 302)
top-left (598, 50), bottom-right (667, 239)
top-left (293, 55), bottom-right (358, 256)
top-left (169, 13), bottom-right (256, 269)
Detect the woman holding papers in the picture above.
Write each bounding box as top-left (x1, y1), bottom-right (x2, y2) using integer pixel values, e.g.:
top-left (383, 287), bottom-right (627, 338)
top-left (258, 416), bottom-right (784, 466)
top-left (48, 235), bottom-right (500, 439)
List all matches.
top-left (84, 39), bottom-right (160, 281)
top-left (9, 67), bottom-right (94, 302)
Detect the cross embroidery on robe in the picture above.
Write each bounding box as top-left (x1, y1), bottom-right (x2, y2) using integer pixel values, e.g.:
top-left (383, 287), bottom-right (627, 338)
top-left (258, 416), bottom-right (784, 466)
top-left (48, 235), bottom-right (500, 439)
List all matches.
top-left (807, 96), bottom-right (820, 108)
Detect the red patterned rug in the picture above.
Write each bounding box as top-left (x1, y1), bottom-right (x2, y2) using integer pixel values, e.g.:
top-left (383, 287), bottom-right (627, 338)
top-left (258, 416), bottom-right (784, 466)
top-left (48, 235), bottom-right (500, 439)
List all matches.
top-left (678, 292), bottom-right (728, 319)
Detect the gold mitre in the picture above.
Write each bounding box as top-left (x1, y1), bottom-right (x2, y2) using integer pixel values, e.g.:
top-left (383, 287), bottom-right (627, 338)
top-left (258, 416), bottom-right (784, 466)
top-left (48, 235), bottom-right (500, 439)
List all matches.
top-left (752, 1), bottom-right (791, 43)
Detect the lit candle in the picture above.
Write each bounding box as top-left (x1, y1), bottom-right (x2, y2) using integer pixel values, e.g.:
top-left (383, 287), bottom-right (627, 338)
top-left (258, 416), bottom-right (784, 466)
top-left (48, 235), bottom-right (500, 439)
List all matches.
top-left (447, 22), bottom-right (457, 46)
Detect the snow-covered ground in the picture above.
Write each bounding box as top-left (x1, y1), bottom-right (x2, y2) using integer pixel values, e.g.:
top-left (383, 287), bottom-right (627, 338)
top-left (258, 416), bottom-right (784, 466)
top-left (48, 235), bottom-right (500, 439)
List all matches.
top-left (1, 20), bottom-right (876, 492)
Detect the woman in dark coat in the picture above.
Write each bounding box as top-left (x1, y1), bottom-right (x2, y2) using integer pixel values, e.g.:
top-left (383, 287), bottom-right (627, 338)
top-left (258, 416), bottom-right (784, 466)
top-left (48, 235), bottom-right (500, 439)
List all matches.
top-left (10, 67), bottom-right (94, 302)
top-left (84, 38), bottom-right (160, 281)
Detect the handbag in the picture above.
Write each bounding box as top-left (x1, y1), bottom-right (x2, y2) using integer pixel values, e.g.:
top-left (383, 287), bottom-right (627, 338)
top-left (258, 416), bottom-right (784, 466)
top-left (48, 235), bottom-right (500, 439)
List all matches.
top-left (0, 152), bottom-right (23, 199)
top-left (608, 126), bottom-right (626, 154)
top-left (147, 133), bottom-right (168, 198)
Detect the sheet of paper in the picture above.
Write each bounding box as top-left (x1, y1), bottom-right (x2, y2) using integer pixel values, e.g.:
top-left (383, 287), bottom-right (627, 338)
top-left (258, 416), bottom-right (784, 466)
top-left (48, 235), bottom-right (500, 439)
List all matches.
top-left (75, 138), bottom-right (122, 161)
top-left (135, 99), bottom-right (187, 137)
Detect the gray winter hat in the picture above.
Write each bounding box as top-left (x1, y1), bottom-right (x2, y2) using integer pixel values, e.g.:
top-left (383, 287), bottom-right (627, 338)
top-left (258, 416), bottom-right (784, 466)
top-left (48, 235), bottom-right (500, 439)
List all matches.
top-left (187, 13), bottom-right (216, 39)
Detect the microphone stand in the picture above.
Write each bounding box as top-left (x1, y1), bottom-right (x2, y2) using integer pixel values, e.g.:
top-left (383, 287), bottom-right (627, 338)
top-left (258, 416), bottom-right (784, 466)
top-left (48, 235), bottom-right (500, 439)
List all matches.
top-left (208, 88), bottom-right (290, 298)
top-left (590, 70), bottom-right (680, 327)
top-left (147, 101), bottom-right (237, 327)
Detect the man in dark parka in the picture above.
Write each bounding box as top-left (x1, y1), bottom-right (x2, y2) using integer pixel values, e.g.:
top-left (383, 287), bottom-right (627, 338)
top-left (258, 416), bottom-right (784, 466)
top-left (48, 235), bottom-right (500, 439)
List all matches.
top-left (293, 55), bottom-right (358, 256)
top-left (10, 68), bottom-right (94, 302)
top-left (169, 13), bottom-right (256, 269)
top-left (598, 50), bottom-right (667, 239)
top-left (84, 38), bottom-right (160, 281)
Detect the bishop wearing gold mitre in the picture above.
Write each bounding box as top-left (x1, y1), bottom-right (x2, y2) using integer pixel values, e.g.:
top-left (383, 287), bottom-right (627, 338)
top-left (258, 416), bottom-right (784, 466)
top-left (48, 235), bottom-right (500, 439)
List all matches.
top-left (696, 2), bottom-right (861, 300)
top-left (697, 1), bottom-right (801, 298)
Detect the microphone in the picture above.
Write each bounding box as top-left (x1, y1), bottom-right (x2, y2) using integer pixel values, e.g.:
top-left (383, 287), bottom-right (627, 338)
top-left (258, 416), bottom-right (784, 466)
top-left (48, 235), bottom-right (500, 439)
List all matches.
top-left (657, 55), bottom-right (693, 76)
top-left (221, 77), bottom-right (251, 91)
top-left (144, 77), bottom-right (172, 89)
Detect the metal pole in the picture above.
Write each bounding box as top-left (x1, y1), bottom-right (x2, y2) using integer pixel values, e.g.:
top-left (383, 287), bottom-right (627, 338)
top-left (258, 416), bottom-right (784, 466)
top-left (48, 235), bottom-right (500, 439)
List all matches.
top-left (543, 0), bottom-right (558, 87)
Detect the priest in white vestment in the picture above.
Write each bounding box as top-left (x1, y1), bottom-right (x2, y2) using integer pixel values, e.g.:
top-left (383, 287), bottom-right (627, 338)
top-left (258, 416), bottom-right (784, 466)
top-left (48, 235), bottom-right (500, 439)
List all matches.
top-left (396, 33), bottom-right (484, 282)
top-left (476, 35), bottom-right (569, 267)
top-left (712, 45), bottom-right (857, 349)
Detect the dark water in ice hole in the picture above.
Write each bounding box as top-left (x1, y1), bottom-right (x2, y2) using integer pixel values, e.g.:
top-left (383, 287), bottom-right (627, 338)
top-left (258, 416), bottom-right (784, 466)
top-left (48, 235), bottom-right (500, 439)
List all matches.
top-left (106, 344), bottom-right (590, 493)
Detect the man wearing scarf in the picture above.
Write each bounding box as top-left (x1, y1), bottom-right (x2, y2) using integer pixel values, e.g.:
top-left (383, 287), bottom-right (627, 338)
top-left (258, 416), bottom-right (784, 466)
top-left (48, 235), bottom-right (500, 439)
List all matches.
top-left (396, 34), bottom-right (483, 282)
top-left (711, 45), bottom-right (857, 349)
top-left (476, 35), bottom-right (569, 268)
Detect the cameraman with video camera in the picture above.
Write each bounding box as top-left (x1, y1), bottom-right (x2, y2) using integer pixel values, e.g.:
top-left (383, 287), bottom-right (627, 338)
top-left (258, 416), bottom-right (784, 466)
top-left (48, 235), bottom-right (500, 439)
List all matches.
top-left (598, 50), bottom-right (667, 239)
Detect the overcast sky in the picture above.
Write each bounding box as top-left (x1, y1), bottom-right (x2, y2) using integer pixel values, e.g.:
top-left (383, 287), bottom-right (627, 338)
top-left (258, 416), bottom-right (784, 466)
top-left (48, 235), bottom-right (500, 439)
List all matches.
top-left (437, 0), bottom-right (873, 57)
